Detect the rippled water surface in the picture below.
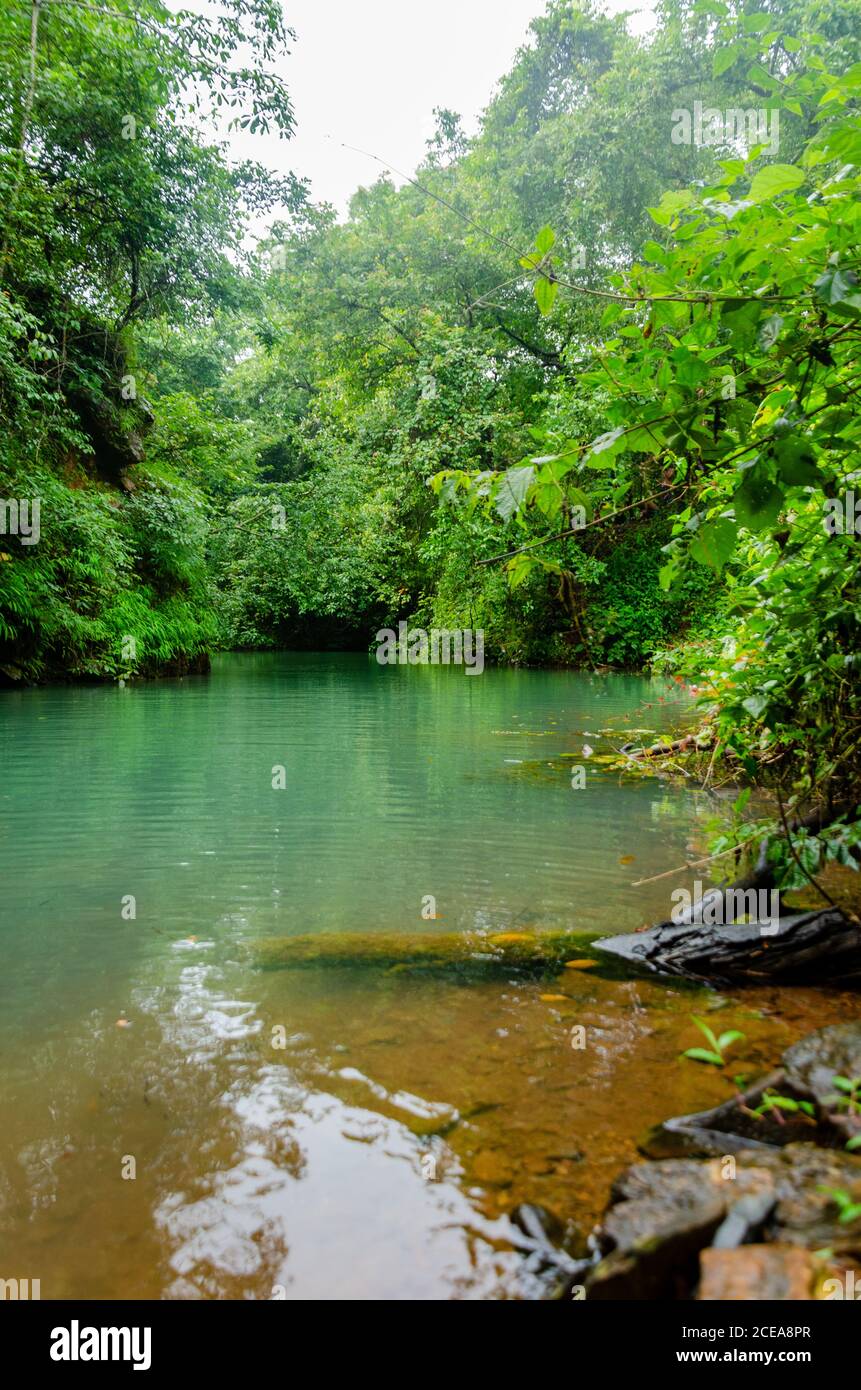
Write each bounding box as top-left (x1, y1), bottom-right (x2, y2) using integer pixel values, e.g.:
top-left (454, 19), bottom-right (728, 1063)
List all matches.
top-left (1, 653), bottom-right (852, 1298)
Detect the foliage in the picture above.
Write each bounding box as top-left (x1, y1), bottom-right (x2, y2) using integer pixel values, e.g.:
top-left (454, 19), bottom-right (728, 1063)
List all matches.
top-left (430, 0), bottom-right (861, 865)
top-left (682, 1014), bottom-right (746, 1066)
top-left (0, 0), bottom-right (300, 679)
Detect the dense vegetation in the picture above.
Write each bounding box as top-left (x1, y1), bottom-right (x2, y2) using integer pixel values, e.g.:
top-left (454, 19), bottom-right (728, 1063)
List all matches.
top-left (1, 0), bottom-right (860, 879)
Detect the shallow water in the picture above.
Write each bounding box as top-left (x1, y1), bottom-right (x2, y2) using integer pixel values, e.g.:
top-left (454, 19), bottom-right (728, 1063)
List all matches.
top-left (0, 653), bottom-right (853, 1299)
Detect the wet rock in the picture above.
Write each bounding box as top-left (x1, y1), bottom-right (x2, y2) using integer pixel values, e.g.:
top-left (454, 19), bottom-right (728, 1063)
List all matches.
top-left (585, 1143), bottom-right (861, 1299)
top-left (507, 1204), bottom-right (590, 1289)
top-left (699, 1245), bottom-right (813, 1300)
top-left (511, 1202), bottom-right (566, 1246)
top-left (783, 1023), bottom-right (861, 1147)
top-left (588, 1160), bottom-right (730, 1299)
top-left (645, 1024), bottom-right (861, 1157)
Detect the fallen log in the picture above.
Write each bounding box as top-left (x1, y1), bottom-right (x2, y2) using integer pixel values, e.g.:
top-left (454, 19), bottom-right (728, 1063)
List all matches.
top-left (619, 733), bottom-right (708, 759)
top-left (595, 799), bottom-right (861, 984)
top-left (250, 928), bottom-right (612, 977)
top-left (594, 907), bottom-right (861, 984)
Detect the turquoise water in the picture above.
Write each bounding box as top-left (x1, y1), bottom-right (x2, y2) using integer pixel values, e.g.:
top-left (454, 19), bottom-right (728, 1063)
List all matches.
top-left (1, 652), bottom-right (760, 1299)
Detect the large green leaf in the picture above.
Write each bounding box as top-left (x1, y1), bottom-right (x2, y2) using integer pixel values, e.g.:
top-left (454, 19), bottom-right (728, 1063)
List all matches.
top-left (493, 465), bottom-right (535, 522)
top-left (733, 463), bottom-right (784, 531)
top-left (748, 164), bottom-right (805, 201)
top-left (534, 276), bottom-right (558, 315)
top-left (689, 518), bottom-right (737, 572)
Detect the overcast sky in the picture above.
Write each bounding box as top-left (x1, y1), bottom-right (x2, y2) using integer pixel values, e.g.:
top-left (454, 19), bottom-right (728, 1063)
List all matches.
top-left (220, 0), bottom-right (656, 223)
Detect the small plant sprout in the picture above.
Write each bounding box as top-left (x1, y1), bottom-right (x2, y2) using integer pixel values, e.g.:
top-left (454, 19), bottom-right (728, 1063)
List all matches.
top-left (823, 1075), bottom-right (861, 1116)
top-left (750, 1089), bottom-right (816, 1125)
top-left (817, 1187), bottom-right (861, 1226)
top-left (682, 1016), bottom-right (745, 1068)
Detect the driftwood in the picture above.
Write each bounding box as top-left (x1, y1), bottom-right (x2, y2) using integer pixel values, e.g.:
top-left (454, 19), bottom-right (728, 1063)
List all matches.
top-left (595, 908), bottom-right (861, 984)
top-left (596, 798), bottom-right (861, 984)
top-left (620, 734), bottom-right (706, 759)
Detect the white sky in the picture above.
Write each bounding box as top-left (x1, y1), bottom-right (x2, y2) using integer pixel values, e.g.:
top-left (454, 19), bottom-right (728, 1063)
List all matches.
top-left (220, 0), bottom-right (656, 222)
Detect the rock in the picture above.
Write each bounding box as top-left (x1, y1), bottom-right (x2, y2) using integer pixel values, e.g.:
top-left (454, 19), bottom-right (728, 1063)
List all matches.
top-left (699, 1245), bottom-right (813, 1300)
top-left (783, 1023), bottom-right (861, 1146)
top-left (507, 1203), bottom-right (589, 1285)
top-left (585, 1143), bottom-right (861, 1300)
top-left (594, 908), bottom-right (861, 985)
top-left (645, 1024), bottom-right (861, 1156)
top-left (588, 1160), bottom-right (735, 1299)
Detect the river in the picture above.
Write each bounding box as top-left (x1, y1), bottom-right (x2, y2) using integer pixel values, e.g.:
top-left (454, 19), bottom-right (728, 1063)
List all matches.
top-left (0, 653), bottom-right (852, 1298)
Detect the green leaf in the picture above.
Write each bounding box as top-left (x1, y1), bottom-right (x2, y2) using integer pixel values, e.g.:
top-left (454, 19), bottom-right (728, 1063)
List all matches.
top-left (534, 276), bottom-right (558, 315)
top-left (713, 45), bottom-right (739, 76)
top-left (692, 1016), bottom-right (719, 1051)
top-left (774, 438), bottom-right (820, 488)
top-left (748, 164), bottom-right (805, 201)
top-left (506, 552), bottom-right (538, 589)
top-left (683, 1047), bottom-right (724, 1067)
top-left (742, 693), bottom-right (768, 720)
top-left (716, 1030), bottom-right (745, 1052)
top-left (494, 465), bottom-right (535, 522)
top-left (733, 464), bottom-right (783, 532)
top-left (658, 559), bottom-right (679, 592)
top-left (813, 267), bottom-right (861, 318)
top-left (689, 518), bottom-right (737, 572)
top-left (758, 314), bottom-right (783, 351)
top-left (583, 428), bottom-right (626, 468)
top-left (535, 225), bottom-right (556, 256)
